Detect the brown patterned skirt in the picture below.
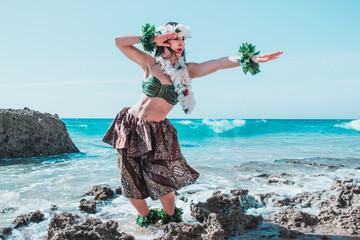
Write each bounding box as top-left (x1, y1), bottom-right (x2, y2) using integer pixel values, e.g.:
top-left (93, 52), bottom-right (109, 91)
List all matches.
top-left (102, 107), bottom-right (199, 200)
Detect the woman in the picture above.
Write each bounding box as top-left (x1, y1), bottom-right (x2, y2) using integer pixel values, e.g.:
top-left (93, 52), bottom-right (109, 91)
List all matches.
top-left (103, 22), bottom-right (283, 227)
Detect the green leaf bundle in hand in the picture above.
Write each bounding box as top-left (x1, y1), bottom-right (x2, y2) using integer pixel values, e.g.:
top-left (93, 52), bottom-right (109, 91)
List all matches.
top-left (237, 43), bottom-right (261, 76)
top-left (140, 23), bottom-right (157, 53)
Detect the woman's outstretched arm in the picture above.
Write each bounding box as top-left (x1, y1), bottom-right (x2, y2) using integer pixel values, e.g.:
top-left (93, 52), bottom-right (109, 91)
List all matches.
top-left (187, 51), bottom-right (283, 79)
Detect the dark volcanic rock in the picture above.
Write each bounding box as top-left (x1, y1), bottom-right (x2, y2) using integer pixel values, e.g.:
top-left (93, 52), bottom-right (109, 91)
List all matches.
top-left (79, 198), bottom-right (97, 214)
top-left (286, 160), bottom-right (344, 169)
top-left (272, 209), bottom-right (319, 229)
top-left (158, 213), bottom-right (224, 240)
top-left (0, 107), bottom-right (79, 159)
top-left (86, 185), bottom-right (115, 201)
top-left (0, 227), bottom-right (12, 238)
top-left (266, 179), bottom-right (295, 185)
top-left (47, 212), bottom-right (134, 240)
top-left (190, 191), bottom-right (262, 237)
top-left (115, 186), bottom-right (122, 195)
top-left (12, 210), bottom-right (45, 228)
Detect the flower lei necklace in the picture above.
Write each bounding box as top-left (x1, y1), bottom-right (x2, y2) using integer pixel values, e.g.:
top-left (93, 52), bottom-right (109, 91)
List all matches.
top-left (155, 54), bottom-right (195, 114)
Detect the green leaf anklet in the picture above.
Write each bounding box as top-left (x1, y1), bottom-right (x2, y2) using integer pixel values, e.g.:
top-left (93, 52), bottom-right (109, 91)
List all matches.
top-left (159, 207), bottom-right (183, 225)
top-left (237, 42), bottom-right (261, 76)
top-left (140, 23), bottom-right (157, 53)
top-left (136, 208), bottom-right (161, 228)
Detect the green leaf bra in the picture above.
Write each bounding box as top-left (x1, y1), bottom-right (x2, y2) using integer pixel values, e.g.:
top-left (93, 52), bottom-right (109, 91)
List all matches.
top-left (142, 76), bottom-right (179, 105)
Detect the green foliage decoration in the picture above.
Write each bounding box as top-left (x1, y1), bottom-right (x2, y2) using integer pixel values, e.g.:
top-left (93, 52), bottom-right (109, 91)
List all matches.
top-left (140, 23), bottom-right (157, 53)
top-left (136, 208), bottom-right (161, 228)
top-left (159, 207), bottom-right (183, 225)
top-left (237, 43), bottom-right (261, 76)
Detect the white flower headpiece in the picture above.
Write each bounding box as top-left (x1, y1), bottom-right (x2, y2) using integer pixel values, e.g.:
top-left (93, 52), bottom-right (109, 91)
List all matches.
top-left (155, 24), bottom-right (191, 39)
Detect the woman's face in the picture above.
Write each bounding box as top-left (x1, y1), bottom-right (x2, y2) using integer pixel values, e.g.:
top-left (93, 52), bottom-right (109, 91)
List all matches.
top-left (167, 36), bottom-right (185, 56)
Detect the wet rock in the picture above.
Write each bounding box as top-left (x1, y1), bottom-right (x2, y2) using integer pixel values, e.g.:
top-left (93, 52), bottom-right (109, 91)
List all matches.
top-left (12, 210), bottom-right (45, 228)
top-left (286, 160), bottom-right (344, 168)
top-left (187, 191), bottom-right (197, 194)
top-left (79, 198), bottom-right (97, 214)
top-left (355, 166), bottom-right (360, 170)
top-left (278, 228), bottom-right (302, 238)
top-left (292, 192), bottom-right (321, 208)
top-left (1, 207), bottom-right (17, 213)
top-left (256, 173), bottom-right (292, 178)
top-left (28, 210), bottom-right (45, 223)
top-left (256, 173), bottom-right (270, 178)
top-left (190, 191), bottom-right (262, 237)
top-left (266, 179), bottom-right (295, 185)
top-left (0, 227), bottom-right (12, 239)
top-left (255, 192), bottom-right (280, 206)
top-left (0, 107), bottom-right (79, 159)
top-left (276, 197), bottom-right (292, 207)
top-left (272, 209), bottom-right (318, 229)
top-left (179, 196), bottom-right (188, 203)
top-left (47, 212), bottom-right (134, 240)
top-left (315, 180), bottom-right (360, 235)
top-left (51, 205), bottom-right (58, 211)
top-left (86, 185), bottom-right (115, 201)
top-left (158, 213), bottom-right (224, 240)
top-left (115, 186), bottom-right (122, 195)
top-left (230, 189), bottom-right (260, 209)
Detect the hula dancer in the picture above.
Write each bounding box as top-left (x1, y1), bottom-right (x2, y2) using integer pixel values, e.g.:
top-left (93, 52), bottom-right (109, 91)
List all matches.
top-left (102, 22), bottom-right (283, 227)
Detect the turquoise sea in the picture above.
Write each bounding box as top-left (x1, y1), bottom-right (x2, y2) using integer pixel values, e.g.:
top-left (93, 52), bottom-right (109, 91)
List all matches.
top-left (1, 118), bottom-right (360, 239)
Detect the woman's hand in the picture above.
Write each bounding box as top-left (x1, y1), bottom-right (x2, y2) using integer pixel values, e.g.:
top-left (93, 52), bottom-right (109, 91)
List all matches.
top-left (251, 51), bottom-right (283, 63)
top-left (153, 32), bottom-right (177, 47)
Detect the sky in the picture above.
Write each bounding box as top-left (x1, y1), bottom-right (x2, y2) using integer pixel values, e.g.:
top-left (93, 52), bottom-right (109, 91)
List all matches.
top-left (0, 0), bottom-right (359, 119)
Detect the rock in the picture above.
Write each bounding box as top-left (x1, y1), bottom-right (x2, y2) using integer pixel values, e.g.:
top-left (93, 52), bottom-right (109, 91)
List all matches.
top-left (230, 189), bottom-right (260, 209)
top-left (190, 191), bottom-right (262, 237)
top-left (256, 173), bottom-right (292, 178)
top-left (256, 173), bottom-right (270, 178)
top-left (79, 198), bottom-right (97, 214)
top-left (47, 212), bottom-right (134, 240)
top-left (0, 227), bottom-right (12, 239)
top-left (266, 179), bottom-right (295, 185)
top-left (292, 192), bottom-right (321, 208)
top-left (12, 210), bottom-right (45, 228)
top-left (28, 210), bottom-right (45, 223)
top-left (272, 209), bottom-right (318, 229)
top-left (285, 160), bottom-right (344, 169)
top-left (316, 180), bottom-right (360, 235)
top-left (115, 186), bottom-right (122, 195)
top-left (86, 185), bottom-right (115, 201)
top-left (157, 213), bottom-right (225, 240)
top-left (179, 196), bottom-right (188, 203)
top-left (51, 205), bottom-right (58, 211)
top-left (276, 197), bottom-right (292, 207)
top-left (255, 192), bottom-right (280, 206)
top-left (0, 107), bottom-right (79, 159)
top-left (278, 228), bottom-right (302, 238)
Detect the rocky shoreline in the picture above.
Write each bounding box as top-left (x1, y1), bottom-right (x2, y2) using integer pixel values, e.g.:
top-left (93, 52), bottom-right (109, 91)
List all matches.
top-left (1, 178), bottom-right (359, 240)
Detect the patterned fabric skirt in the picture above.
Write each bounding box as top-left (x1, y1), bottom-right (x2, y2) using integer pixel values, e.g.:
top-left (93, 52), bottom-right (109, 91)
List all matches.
top-left (102, 107), bottom-right (200, 200)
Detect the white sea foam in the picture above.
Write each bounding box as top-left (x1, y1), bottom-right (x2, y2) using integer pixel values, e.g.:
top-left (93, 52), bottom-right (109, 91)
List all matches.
top-left (334, 119), bottom-right (360, 131)
top-left (202, 119), bottom-right (245, 133)
top-left (177, 120), bottom-right (195, 125)
top-left (80, 125), bottom-right (87, 127)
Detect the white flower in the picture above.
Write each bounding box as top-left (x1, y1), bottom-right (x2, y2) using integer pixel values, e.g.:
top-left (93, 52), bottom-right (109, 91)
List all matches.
top-left (155, 23), bottom-right (191, 39)
top-left (155, 55), bottom-right (196, 114)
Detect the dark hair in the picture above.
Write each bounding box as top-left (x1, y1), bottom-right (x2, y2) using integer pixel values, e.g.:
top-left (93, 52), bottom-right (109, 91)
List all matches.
top-left (154, 22), bottom-right (186, 62)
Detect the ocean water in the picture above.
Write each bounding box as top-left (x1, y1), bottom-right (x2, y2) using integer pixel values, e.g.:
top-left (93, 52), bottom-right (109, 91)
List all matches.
top-left (1, 118), bottom-right (360, 239)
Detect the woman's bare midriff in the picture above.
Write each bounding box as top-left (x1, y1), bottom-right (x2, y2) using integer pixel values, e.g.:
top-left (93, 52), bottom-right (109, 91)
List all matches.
top-left (128, 94), bottom-right (175, 122)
